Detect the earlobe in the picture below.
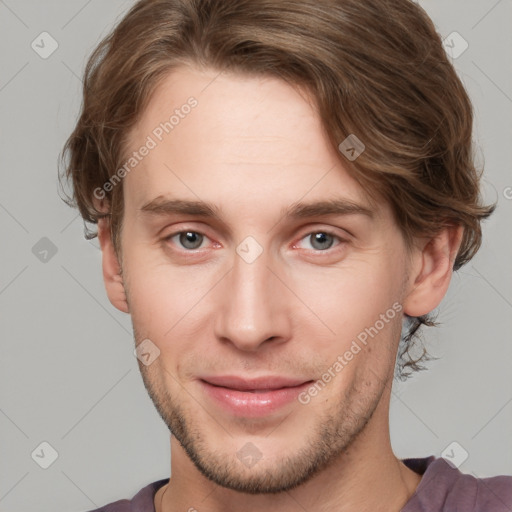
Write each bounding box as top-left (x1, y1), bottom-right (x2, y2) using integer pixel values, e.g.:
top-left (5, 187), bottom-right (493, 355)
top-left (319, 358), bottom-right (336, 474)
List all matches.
top-left (403, 225), bottom-right (464, 318)
top-left (97, 217), bottom-right (130, 314)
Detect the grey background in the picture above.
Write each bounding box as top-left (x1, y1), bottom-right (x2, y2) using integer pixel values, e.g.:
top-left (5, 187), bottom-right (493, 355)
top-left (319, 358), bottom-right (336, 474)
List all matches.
top-left (0, 0), bottom-right (511, 510)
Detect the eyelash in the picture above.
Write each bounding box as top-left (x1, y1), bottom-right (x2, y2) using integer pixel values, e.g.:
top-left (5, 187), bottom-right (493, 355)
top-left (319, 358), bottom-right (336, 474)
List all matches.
top-left (162, 228), bottom-right (346, 254)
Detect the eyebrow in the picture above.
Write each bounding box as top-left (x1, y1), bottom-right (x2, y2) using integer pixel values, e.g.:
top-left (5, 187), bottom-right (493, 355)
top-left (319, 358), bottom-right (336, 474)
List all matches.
top-left (139, 196), bottom-right (374, 221)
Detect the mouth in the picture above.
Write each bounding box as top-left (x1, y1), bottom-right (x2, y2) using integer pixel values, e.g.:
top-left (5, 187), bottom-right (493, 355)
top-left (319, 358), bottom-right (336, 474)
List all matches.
top-left (199, 374), bottom-right (313, 391)
top-left (198, 376), bottom-right (314, 418)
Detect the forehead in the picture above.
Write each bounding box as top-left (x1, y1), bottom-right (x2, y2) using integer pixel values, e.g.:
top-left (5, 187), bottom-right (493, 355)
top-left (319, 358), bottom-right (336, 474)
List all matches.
top-left (122, 65), bottom-right (381, 218)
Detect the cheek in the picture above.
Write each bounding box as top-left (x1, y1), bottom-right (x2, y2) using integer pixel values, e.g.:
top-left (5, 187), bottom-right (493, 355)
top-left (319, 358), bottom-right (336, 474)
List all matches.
top-left (123, 251), bottom-right (220, 342)
top-left (123, 229), bottom-right (407, 353)
top-left (283, 257), bottom-right (405, 378)
top-left (123, 257), bottom-right (169, 321)
top-left (290, 259), bottom-right (403, 332)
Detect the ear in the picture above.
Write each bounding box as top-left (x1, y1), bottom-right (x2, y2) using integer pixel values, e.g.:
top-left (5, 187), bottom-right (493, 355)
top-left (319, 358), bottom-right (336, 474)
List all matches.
top-left (97, 217), bottom-right (130, 314)
top-left (403, 225), bottom-right (464, 317)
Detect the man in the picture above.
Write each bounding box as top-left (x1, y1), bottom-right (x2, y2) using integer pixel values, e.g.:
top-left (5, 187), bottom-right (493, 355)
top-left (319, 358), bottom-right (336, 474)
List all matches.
top-left (61, 0), bottom-right (511, 510)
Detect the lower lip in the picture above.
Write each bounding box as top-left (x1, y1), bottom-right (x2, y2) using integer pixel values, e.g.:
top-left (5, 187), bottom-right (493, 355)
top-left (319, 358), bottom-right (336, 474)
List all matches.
top-left (199, 380), bottom-right (313, 418)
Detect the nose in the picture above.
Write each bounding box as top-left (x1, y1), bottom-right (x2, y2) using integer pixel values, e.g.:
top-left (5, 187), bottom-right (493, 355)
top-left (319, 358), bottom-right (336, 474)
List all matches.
top-left (214, 243), bottom-right (292, 352)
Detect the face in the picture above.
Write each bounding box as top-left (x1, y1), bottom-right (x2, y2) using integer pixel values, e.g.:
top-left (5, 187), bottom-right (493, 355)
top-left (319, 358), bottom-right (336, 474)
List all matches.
top-left (118, 65), bottom-right (412, 493)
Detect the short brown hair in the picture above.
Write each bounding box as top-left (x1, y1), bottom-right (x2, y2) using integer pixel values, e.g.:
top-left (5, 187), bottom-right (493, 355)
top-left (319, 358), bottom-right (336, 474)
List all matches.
top-left (60, 0), bottom-right (495, 378)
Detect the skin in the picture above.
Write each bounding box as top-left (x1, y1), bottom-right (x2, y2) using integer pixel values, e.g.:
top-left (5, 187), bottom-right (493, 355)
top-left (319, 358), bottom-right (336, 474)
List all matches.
top-left (96, 65), bottom-right (463, 511)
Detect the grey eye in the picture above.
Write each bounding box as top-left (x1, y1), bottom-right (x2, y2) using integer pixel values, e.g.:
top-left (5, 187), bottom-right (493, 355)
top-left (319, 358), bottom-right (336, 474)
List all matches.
top-left (309, 232), bottom-right (335, 250)
top-left (178, 231), bottom-right (204, 250)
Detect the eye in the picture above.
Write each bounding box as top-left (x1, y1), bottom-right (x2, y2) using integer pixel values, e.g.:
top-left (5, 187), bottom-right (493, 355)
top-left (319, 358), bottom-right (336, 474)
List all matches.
top-left (162, 229), bottom-right (345, 254)
top-left (165, 231), bottom-right (208, 250)
top-left (295, 231), bottom-right (343, 251)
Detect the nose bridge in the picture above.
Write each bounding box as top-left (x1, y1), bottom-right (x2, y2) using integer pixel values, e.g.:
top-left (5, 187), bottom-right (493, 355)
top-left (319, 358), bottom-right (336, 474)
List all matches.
top-left (214, 239), bottom-right (289, 351)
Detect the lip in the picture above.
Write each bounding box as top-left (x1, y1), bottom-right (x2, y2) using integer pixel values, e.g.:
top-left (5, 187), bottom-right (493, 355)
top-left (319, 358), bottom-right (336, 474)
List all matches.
top-left (198, 375), bottom-right (314, 418)
top-left (200, 375), bottom-right (311, 391)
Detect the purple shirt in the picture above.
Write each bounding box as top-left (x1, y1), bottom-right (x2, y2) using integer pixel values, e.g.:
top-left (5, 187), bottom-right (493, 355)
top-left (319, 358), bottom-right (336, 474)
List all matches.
top-left (84, 456), bottom-right (512, 511)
